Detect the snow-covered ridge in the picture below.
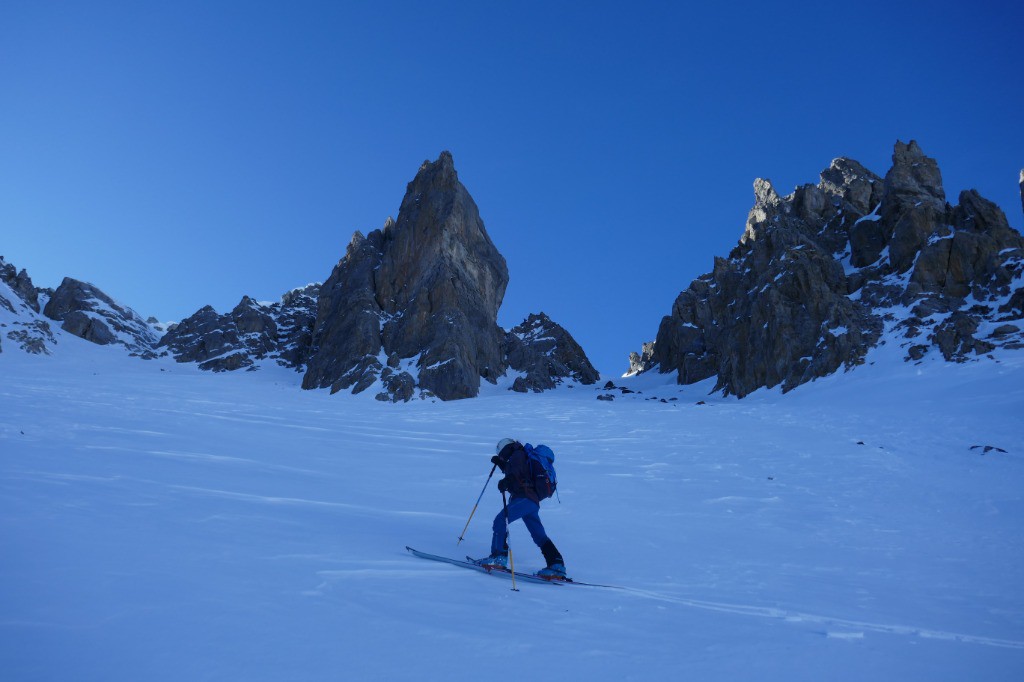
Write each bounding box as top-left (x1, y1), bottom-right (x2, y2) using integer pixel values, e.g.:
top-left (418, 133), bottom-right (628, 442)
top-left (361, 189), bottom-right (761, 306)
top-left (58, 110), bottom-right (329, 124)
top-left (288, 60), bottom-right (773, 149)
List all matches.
top-left (1, 256), bottom-right (164, 357)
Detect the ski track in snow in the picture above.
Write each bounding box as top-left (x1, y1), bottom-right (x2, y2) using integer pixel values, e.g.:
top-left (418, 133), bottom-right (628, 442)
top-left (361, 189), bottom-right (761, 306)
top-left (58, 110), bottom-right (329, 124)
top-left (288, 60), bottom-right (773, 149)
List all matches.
top-left (612, 586), bottom-right (1024, 650)
top-left (401, 549), bottom-right (1024, 650)
top-left (167, 484), bottom-right (460, 520)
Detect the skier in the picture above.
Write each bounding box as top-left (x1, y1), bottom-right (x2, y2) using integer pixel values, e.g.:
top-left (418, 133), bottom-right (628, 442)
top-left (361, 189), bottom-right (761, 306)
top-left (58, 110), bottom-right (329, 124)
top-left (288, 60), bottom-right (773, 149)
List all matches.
top-left (473, 437), bottom-right (567, 579)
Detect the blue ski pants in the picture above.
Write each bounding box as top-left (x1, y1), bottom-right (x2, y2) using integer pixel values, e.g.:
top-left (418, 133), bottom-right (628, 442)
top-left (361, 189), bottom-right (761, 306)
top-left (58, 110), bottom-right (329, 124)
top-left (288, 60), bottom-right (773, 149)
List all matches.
top-left (491, 496), bottom-right (549, 554)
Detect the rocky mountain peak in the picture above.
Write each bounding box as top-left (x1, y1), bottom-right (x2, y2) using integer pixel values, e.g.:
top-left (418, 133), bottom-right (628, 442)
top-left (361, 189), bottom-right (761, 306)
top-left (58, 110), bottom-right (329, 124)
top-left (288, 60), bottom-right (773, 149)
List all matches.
top-left (43, 277), bottom-right (159, 357)
top-left (818, 157), bottom-right (882, 216)
top-left (302, 151), bottom-right (511, 401)
top-left (0, 256), bottom-right (41, 313)
top-left (885, 139), bottom-right (945, 207)
top-left (2, 265), bottom-right (159, 357)
top-left (631, 140), bottom-right (1024, 397)
top-left (742, 178), bottom-right (785, 244)
top-left (377, 151), bottom-right (507, 320)
top-left (504, 312), bottom-right (600, 392)
top-left (0, 256), bottom-right (56, 354)
top-left (414, 150), bottom-right (457, 186)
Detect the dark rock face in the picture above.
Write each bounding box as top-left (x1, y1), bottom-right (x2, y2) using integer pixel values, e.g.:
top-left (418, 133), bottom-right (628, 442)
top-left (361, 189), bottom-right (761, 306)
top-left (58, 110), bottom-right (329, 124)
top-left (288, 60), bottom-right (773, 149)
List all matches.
top-left (43, 277), bottom-right (159, 357)
top-left (633, 140), bottom-right (1024, 396)
top-left (159, 305), bottom-right (249, 370)
top-left (303, 152), bottom-right (511, 401)
top-left (504, 312), bottom-right (600, 392)
top-left (300, 229), bottom-right (387, 393)
top-left (159, 285), bottom-right (318, 372)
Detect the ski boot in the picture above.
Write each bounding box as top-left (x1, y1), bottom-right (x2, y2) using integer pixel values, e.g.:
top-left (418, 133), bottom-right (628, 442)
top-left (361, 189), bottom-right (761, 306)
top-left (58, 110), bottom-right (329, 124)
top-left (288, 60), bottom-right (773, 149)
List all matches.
top-left (537, 563), bottom-right (567, 580)
top-left (473, 552), bottom-right (509, 569)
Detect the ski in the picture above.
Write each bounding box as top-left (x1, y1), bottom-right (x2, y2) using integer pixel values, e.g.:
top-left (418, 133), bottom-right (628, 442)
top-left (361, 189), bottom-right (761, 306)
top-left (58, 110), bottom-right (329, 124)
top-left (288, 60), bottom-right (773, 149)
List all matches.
top-left (405, 547), bottom-right (620, 589)
top-left (406, 546), bottom-right (565, 585)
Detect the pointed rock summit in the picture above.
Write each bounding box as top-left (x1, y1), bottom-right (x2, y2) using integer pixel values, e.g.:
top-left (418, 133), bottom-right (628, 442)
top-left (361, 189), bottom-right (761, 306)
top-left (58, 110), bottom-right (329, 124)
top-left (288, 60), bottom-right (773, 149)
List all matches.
top-left (301, 152), bottom-right (508, 400)
top-left (302, 151), bottom-right (510, 400)
top-left (155, 152), bottom-right (597, 399)
top-left (631, 140), bottom-right (1024, 397)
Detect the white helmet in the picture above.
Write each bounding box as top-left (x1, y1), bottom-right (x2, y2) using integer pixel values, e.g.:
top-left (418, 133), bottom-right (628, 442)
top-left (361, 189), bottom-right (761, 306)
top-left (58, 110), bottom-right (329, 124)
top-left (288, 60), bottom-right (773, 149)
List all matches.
top-left (496, 438), bottom-right (516, 454)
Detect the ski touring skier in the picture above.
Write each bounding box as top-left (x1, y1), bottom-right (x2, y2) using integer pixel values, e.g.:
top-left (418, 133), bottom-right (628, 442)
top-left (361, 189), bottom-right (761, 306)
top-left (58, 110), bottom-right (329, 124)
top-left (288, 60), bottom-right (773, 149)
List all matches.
top-left (473, 437), bottom-right (567, 579)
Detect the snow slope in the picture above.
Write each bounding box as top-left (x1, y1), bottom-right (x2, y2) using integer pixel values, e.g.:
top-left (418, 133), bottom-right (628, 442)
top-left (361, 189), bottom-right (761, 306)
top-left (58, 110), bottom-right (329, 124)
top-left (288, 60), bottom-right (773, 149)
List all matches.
top-left (1, 336), bottom-right (1023, 681)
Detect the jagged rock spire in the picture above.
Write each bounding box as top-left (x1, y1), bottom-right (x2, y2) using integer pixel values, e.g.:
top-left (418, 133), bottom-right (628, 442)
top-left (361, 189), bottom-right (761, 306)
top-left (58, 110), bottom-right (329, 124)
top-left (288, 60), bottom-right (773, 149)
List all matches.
top-left (632, 140), bottom-right (1024, 397)
top-left (302, 151), bottom-right (510, 400)
top-left (154, 153), bottom-right (596, 400)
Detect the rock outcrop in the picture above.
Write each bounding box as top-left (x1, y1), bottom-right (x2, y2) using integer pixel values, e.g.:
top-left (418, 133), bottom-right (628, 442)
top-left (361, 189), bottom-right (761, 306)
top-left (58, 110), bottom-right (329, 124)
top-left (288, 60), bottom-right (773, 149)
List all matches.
top-left (43, 277), bottom-right (159, 357)
top-left (504, 312), bottom-right (600, 392)
top-left (0, 256), bottom-right (56, 354)
top-left (302, 151), bottom-right (511, 401)
top-left (632, 141), bottom-right (1024, 397)
top-left (159, 285), bottom-right (318, 372)
top-left (1, 257), bottom-right (41, 314)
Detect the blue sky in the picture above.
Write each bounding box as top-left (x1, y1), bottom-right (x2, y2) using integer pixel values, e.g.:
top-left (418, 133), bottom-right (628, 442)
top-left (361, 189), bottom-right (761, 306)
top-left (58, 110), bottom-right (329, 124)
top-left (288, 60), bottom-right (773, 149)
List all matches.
top-left (2, 1), bottom-right (1022, 374)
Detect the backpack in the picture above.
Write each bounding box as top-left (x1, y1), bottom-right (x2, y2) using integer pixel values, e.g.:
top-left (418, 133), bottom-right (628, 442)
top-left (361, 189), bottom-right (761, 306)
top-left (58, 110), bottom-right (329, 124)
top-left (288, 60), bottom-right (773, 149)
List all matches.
top-left (524, 443), bottom-right (558, 501)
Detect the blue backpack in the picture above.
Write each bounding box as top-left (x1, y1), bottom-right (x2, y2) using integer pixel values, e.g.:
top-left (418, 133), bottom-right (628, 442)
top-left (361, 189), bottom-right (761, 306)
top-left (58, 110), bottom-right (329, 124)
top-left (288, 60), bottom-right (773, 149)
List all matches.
top-left (524, 443), bottom-right (558, 501)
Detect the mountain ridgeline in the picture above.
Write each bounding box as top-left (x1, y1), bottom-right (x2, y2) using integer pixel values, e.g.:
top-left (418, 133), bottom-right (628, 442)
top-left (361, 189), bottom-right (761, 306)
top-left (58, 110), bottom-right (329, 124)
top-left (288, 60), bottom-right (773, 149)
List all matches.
top-left (629, 141), bottom-right (1024, 397)
top-left (0, 152), bottom-right (599, 401)
top-left (3, 143), bottom-right (1022, 401)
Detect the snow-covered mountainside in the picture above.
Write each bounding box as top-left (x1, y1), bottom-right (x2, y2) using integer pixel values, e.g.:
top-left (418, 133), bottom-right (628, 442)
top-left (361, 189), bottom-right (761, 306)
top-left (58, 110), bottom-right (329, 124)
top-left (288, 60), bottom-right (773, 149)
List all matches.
top-left (1, 325), bottom-right (1022, 681)
top-left (44, 276), bottom-right (161, 357)
top-left (0, 256), bottom-right (57, 355)
top-left (1, 256), bottom-right (162, 358)
top-left (631, 141), bottom-right (1024, 397)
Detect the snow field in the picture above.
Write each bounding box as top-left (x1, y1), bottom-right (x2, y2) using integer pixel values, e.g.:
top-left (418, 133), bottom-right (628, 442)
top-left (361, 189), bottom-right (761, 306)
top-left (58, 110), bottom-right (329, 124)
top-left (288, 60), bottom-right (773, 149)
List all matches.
top-left (1, 339), bottom-right (1023, 680)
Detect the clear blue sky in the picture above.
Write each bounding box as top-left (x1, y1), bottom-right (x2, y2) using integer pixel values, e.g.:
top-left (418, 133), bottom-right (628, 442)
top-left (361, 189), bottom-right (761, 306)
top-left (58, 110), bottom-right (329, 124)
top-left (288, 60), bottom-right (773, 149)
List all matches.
top-left (2, 1), bottom-right (1022, 375)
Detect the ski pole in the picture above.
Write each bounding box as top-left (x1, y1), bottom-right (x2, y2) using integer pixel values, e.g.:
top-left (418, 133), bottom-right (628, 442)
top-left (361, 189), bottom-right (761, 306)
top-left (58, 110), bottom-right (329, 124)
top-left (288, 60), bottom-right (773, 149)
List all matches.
top-left (502, 489), bottom-right (518, 592)
top-left (457, 462), bottom-right (498, 545)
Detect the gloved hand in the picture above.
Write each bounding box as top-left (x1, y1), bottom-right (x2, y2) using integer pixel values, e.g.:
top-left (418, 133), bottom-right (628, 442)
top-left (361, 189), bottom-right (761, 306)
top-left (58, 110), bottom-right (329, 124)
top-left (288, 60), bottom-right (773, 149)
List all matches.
top-left (490, 455), bottom-right (502, 467)
top-left (497, 478), bottom-right (509, 493)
